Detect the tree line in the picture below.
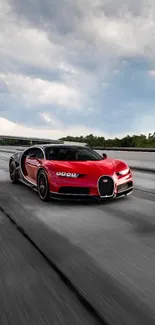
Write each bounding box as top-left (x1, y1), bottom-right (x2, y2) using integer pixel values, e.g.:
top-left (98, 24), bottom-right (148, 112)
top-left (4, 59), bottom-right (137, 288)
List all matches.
top-left (60, 133), bottom-right (155, 148)
top-left (0, 133), bottom-right (155, 147)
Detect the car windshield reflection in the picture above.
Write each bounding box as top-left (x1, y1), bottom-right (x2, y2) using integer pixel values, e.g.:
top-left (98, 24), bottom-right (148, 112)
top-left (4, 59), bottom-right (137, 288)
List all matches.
top-left (45, 146), bottom-right (103, 161)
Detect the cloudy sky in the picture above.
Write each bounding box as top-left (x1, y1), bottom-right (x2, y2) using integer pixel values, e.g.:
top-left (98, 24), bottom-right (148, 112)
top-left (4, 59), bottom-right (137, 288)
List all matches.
top-left (1, 0), bottom-right (155, 139)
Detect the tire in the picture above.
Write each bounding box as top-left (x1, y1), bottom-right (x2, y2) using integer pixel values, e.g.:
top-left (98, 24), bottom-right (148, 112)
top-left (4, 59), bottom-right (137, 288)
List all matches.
top-left (37, 170), bottom-right (50, 201)
top-left (9, 159), bottom-right (18, 184)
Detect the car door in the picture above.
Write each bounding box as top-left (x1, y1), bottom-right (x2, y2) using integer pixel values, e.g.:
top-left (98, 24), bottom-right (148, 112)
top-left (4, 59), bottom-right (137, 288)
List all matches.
top-left (25, 148), bottom-right (44, 183)
top-left (22, 148), bottom-right (32, 177)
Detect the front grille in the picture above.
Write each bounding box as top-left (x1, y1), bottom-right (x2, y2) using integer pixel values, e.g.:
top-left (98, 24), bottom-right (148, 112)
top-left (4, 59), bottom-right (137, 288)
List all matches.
top-left (98, 176), bottom-right (114, 197)
top-left (58, 187), bottom-right (90, 195)
top-left (117, 181), bottom-right (133, 193)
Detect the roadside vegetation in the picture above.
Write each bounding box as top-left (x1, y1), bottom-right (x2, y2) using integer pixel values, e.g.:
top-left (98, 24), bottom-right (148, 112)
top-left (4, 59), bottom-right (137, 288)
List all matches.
top-left (0, 133), bottom-right (155, 148)
top-left (60, 133), bottom-right (155, 148)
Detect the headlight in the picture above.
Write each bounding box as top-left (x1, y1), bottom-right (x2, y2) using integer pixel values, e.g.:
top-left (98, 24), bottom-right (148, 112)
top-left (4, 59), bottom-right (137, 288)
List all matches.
top-left (117, 168), bottom-right (130, 176)
top-left (56, 172), bottom-right (79, 178)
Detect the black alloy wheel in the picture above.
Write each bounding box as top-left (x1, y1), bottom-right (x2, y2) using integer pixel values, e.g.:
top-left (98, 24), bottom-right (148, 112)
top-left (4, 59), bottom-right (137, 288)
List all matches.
top-left (37, 170), bottom-right (50, 201)
top-left (9, 159), bottom-right (18, 184)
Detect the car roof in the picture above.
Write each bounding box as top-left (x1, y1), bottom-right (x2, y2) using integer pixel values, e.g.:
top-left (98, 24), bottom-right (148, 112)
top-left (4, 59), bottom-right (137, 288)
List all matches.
top-left (30, 143), bottom-right (88, 149)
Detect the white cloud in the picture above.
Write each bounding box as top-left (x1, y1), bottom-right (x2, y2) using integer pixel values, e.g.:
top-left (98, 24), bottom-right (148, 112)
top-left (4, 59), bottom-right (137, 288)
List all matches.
top-left (39, 112), bottom-right (63, 129)
top-left (132, 114), bottom-right (155, 135)
top-left (0, 0), bottom-right (96, 112)
top-left (2, 0), bottom-right (155, 65)
top-left (80, 10), bottom-right (155, 58)
top-left (0, 3), bottom-right (71, 72)
top-left (40, 112), bottom-right (55, 124)
top-left (0, 117), bottom-right (105, 139)
top-left (1, 116), bottom-right (150, 140)
top-left (1, 0), bottom-right (155, 137)
top-left (148, 70), bottom-right (155, 77)
top-left (0, 0), bottom-right (10, 14)
top-left (0, 0), bottom-right (90, 100)
top-left (0, 73), bottom-right (81, 108)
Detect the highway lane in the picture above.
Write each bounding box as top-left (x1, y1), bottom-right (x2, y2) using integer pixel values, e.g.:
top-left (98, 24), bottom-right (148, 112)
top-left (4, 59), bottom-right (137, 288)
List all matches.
top-left (0, 209), bottom-right (100, 325)
top-left (1, 154), bottom-right (155, 324)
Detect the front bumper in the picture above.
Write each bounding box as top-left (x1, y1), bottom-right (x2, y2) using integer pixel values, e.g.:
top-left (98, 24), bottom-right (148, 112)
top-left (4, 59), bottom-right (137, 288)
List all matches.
top-left (49, 169), bottom-right (133, 201)
top-left (50, 180), bottom-right (133, 201)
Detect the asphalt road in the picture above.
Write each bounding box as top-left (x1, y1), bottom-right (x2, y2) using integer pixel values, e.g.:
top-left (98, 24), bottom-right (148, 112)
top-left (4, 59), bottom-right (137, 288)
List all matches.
top-left (0, 153), bottom-right (155, 324)
top-left (0, 209), bottom-right (100, 325)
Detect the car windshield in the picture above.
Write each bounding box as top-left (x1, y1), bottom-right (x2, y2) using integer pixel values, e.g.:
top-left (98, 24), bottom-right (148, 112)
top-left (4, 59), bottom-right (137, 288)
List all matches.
top-left (45, 146), bottom-right (103, 161)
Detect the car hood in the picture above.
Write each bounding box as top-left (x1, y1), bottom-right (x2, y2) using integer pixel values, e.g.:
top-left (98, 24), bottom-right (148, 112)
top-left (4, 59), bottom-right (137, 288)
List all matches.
top-left (48, 158), bottom-right (128, 176)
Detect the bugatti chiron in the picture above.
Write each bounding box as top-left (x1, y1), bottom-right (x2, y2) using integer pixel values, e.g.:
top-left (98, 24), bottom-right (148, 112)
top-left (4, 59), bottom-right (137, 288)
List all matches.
top-left (9, 144), bottom-right (133, 201)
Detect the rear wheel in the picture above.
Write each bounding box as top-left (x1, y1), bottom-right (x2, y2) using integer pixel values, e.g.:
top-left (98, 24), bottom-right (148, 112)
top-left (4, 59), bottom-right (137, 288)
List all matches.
top-left (37, 170), bottom-right (50, 201)
top-left (9, 159), bottom-right (18, 184)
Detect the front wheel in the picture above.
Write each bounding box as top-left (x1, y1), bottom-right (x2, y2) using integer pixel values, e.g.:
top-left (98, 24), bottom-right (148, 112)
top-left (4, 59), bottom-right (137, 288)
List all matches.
top-left (9, 159), bottom-right (18, 184)
top-left (37, 170), bottom-right (50, 201)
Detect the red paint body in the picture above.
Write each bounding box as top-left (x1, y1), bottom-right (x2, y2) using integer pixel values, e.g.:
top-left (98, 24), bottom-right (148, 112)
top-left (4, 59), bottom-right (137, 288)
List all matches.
top-left (24, 156), bottom-right (133, 197)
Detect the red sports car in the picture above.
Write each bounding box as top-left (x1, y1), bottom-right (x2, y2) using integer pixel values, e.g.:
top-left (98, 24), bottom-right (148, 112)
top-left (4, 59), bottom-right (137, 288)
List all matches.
top-left (9, 144), bottom-right (133, 201)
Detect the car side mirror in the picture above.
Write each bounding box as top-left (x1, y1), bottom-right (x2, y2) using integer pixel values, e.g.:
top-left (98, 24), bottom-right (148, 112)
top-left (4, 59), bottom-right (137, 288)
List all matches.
top-left (102, 153), bottom-right (107, 159)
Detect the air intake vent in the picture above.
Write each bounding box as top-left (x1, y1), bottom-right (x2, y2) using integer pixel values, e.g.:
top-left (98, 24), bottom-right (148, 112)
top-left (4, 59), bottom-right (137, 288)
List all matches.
top-left (117, 181), bottom-right (133, 193)
top-left (58, 187), bottom-right (90, 195)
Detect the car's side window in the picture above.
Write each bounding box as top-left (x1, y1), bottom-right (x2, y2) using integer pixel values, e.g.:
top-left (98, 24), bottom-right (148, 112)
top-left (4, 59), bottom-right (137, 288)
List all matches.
top-left (45, 148), bottom-right (58, 160)
top-left (35, 148), bottom-right (44, 159)
top-left (24, 148), bottom-right (44, 159)
top-left (32, 148), bottom-right (44, 159)
top-left (24, 149), bottom-right (32, 157)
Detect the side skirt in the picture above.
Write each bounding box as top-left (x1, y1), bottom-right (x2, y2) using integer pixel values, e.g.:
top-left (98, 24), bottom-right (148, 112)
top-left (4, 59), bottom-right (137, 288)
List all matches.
top-left (18, 177), bottom-right (38, 192)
